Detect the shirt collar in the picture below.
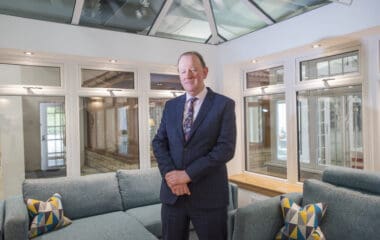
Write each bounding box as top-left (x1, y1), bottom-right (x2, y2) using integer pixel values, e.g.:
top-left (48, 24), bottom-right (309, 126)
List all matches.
top-left (186, 87), bottom-right (207, 102)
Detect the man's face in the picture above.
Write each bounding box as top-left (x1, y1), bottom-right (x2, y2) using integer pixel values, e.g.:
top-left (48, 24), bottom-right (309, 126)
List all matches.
top-left (178, 54), bottom-right (208, 96)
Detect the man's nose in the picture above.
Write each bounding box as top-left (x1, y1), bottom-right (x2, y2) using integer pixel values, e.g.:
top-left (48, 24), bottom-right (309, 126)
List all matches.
top-left (185, 70), bottom-right (193, 78)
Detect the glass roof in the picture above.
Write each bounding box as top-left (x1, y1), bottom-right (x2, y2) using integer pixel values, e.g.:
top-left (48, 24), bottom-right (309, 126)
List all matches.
top-left (0, 0), bottom-right (332, 45)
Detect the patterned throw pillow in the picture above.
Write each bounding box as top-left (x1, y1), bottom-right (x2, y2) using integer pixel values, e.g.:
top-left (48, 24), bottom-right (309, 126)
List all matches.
top-left (275, 196), bottom-right (327, 240)
top-left (26, 193), bottom-right (72, 238)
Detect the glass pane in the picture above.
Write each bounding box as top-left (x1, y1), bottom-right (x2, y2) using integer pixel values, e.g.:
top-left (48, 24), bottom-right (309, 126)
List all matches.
top-left (81, 69), bottom-right (134, 89)
top-left (151, 73), bottom-right (183, 90)
top-left (246, 66), bottom-right (284, 88)
top-left (0, 63), bottom-right (60, 86)
top-left (210, 0), bottom-right (267, 40)
top-left (0, 0), bottom-right (75, 23)
top-left (297, 85), bottom-right (362, 181)
top-left (80, 0), bottom-right (165, 34)
top-left (245, 93), bottom-right (287, 179)
top-left (301, 51), bottom-right (359, 81)
top-left (80, 97), bottom-right (139, 175)
top-left (149, 98), bottom-right (171, 167)
top-left (155, 0), bottom-right (211, 43)
top-left (0, 96), bottom-right (66, 187)
top-left (253, 0), bottom-right (329, 22)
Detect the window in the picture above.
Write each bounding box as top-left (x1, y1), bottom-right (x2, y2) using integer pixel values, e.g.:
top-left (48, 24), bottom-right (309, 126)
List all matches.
top-left (245, 94), bottom-right (287, 179)
top-left (0, 96), bottom-right (66, 179)
top-left (0, 63), bottom-right (60, 86)
top-left (81, 69), bottom-right (135, 89)
top-left (80, 97), bottom-right (139, 175)
top-left (149, 98), bottom-right (171, 167)
top-left (297, 85), bottom-right (362, 180)
top-left (150, 73), bottom-right (182, 90)
top-left (301, 51), bottom-right (359, 81)
top-left (244, 66), bottom-right (286, 179)
top-left (246, 66), bottom-right (283, 88)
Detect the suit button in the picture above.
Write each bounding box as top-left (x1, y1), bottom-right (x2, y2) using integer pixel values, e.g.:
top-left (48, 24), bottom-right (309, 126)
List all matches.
top-left (184, 148), bottom-right (188, 151)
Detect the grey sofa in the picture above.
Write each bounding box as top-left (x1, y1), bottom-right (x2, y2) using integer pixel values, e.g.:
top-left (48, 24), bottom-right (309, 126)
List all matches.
top-left (232, 166), bottom-right (380, 240)
top-left (0, 200), bottom-right (4, 240)
top-left (3, 168), bottom-right (238, 240)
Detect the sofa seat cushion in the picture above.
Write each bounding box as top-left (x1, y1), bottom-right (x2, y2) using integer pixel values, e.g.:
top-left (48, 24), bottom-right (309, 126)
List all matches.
top-left (303, 179), bottom-right (380, 240)
top-left (126, 203), bottom-right (195, 238)
top-left (23, 172), bottom-right (123, 220)
top-left (126, 204), bottom-right (162, 237)
top-left (33, 211), bottom-right (157, 240)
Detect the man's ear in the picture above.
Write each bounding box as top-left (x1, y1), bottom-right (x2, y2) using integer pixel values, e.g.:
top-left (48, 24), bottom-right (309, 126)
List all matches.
top-left (203, 66), bottom-right (209, 78)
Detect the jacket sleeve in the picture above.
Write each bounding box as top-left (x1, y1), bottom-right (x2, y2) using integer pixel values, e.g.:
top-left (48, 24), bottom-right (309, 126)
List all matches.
top-left (152, 103), bottom-right (176, 177)
top-left (185, 99), bottom-right (236, 183)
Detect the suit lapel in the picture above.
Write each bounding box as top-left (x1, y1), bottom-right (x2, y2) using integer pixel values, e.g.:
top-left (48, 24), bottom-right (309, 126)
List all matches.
top-left (187, 89), bottom-right (215, 142)
top-left (176, 94), bottom-right (186, 143)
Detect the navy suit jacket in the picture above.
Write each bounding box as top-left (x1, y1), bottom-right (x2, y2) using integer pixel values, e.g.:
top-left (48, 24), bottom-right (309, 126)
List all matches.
top-left (152, 88), bottom-right (236, 209)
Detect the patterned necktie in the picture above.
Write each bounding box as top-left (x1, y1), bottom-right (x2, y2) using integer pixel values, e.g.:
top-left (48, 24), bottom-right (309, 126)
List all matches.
top-left (183, 97), bottom-right (197, 141)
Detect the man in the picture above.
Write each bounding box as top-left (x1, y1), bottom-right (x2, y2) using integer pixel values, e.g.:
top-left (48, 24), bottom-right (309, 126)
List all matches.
top-left (152, 51), bottom-right (236, 240)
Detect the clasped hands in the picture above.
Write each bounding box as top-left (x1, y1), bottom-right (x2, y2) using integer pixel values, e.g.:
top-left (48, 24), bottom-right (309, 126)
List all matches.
top-left (165, 170), bottom-right (191, 196)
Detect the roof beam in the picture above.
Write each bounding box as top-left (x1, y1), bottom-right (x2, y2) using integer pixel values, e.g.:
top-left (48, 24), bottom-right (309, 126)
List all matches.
top-left (243, 0), bottom-right (275, 25)
top-left (71, 0), bottom-right (85, 24)
top-left (203, 0), bottom-right (220, 44)
top-left (149, 0), bottom-right (173, 35)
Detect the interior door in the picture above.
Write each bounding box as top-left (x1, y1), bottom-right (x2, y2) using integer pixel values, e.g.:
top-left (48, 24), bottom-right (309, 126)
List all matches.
top-left (40, 102), bottom-right (65, 170)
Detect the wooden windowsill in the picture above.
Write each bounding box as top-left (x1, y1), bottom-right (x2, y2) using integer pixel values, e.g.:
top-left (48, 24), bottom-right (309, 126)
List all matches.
top-left (229, 173), bottom-right (303, 197)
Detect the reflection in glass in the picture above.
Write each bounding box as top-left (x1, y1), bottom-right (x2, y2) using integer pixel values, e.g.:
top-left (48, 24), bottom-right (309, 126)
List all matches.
top-left (155, 0), bottom-right (211, 43)
top-left (245, 93), bottom-right (287, 179)
top-left (80, 0), bottom-right (165, 34)
top-left (297, 85), bottom-right (362, 181)
top-left (0, 63), bottom-right (60, 86)
top-left (151, 73), bottom-right (182, 90)
top-left (210, 0), bottom-right (267, 40)
top-left (253, 0), bottom-right (329, 22)
top-left (301, 51), bottom-right (359, 81)
top-left (149, 98), bottom-right (171, 167)
top-left (81, 69), bottom-right (134, 89)
top-left (0, 0), bottom-right (75, 23)
top-left (0, 96), bottom-right (66, 180)
top-left (246, 66), bottom-right (284, 88)
top-left (80, 97), bottom-right (139, 175)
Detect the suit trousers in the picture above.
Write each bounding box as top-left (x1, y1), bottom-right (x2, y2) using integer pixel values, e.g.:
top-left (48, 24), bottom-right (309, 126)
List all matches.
top-left (161, 196), bottom-right (227, 240)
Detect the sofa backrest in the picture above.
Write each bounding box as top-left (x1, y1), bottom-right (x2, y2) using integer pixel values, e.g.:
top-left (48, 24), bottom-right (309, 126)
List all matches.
top-left (23, 172), bottom-right (123, 220)
top-left (117, 168), bottom-right (161, 210)
top-left (322, 166), bottom-right (380, 195)
top-left (303, 177), bottom-right (380, 240)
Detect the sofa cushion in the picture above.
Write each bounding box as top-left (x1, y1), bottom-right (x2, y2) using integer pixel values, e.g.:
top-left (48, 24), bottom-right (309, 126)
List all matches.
top-left (275, 196), bottom-right (326, 240)
top-left (322, 166), bottom-right (380, 195)
top-left (117, 168), bottom-right (161, 210)
top-left (303, 179), bottom-right (380, 240)
top-left (126, 203), bottom-right (162, 237)
top-left (33, 211), bottom-right (157, 240)
top-left (23, 172), bottom-right (123, 220)
top-left (27, 193), bottom-right (71, 238)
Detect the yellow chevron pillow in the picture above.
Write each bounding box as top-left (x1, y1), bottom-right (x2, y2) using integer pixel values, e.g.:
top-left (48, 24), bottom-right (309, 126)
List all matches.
top-left (275, 196), bottom-right (327, 240)
top-left (26, 193), bottom-right (72, 238)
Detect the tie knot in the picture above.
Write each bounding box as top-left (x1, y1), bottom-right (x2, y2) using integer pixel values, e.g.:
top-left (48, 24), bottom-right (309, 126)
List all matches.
top-left (189, 97), bottom-right (197, 104)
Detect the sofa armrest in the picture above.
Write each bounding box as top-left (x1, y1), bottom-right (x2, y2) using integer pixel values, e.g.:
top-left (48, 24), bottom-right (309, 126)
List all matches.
top-left (0, 200), bottom-right (4, 240)
top-left (4, 196), bottom-right (29, 240)
top-left (227, 208), bottom-right (237, 240)
top-left (232, 192), bottom-right (302, 240)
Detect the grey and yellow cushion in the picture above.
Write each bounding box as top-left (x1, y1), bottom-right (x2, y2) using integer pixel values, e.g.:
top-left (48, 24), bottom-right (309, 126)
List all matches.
top-left (26, 193), bottom-right (71, 238)
top-left (275, 196), bottom-right (326, 240)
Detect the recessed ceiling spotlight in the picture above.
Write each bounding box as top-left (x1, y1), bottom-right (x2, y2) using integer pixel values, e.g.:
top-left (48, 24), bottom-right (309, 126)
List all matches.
top-left (312, 44), bottom-right (321, 48)
top-left (24, 51), bottom-right (34, 56)
top-left (251, 59), bottom-right (258, 64)
top-left (109, 59), bottom-right (117, 63)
